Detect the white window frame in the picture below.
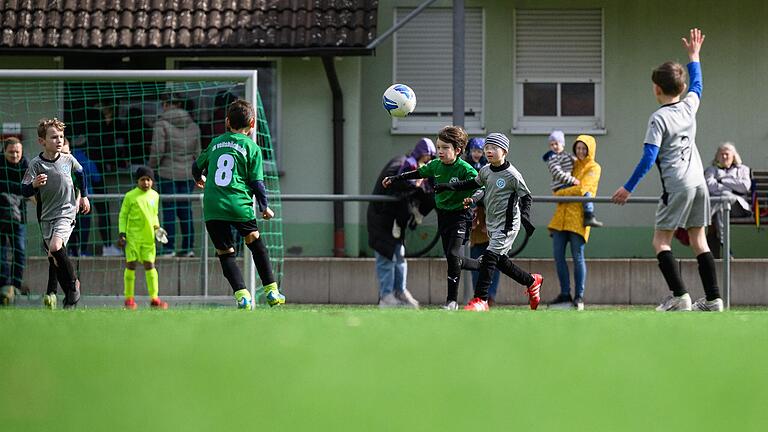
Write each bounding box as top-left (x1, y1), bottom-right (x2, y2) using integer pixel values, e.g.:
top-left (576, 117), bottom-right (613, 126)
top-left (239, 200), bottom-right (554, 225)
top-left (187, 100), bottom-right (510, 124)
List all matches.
top-left (512, 9), bottom-right (605, 135)
top-left (391, 7), bottom-right (485, 135)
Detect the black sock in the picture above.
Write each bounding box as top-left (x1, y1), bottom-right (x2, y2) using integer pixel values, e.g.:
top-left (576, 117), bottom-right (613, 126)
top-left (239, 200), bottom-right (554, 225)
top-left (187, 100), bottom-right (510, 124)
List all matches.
top-left (657, 250), bottom-right (687, 296)
top-left (50, 248), bottom-right (77, 302)
top-left (474, 251), bottom-right (500, 301)
top-left (460, 257), bottom-right (480, 271)
top-left (218, 252), bottom-right (246, 293)
top-left (697, 252), bottom-right (721, 301)
top-left (245, 237), bottom-right (275, 286)
top-left (497, 255), bottom-right (534, 287)
top-left (46, 257), bottom-right (58, 295)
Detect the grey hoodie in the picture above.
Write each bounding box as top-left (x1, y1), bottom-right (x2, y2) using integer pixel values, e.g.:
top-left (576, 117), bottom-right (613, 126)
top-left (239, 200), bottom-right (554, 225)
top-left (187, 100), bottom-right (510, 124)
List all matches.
top-left (149, 107), bottom-right (201, 180)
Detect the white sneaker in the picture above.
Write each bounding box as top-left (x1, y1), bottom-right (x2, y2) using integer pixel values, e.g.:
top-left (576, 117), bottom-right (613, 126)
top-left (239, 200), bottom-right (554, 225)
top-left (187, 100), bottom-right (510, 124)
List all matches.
top-left (442, 301), bottom-right (458, 311)
top-left (102, 245), bottom-right (122, 256)
top-left (409, 206), bottom-right (424, 226)
top-left (378, 293), bottom-right (400, 308)
top-left (574, 296), bottom-right (585, 311)
top-left (656, 293), bottom-right (692, 311)
top-left (395, 289), bottom-right (419, 309)
top-left (692, 297), bottom-right (724, 312)
top-left (178, 251), bottom-right (195, 258)
top-left (391, 221), bottom-right (401, 239)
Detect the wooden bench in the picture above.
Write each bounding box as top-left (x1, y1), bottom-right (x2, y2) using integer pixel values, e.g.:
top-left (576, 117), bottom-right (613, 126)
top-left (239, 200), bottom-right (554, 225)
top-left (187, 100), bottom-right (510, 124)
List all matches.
top-left (731, 169), bottom-right (768, 225)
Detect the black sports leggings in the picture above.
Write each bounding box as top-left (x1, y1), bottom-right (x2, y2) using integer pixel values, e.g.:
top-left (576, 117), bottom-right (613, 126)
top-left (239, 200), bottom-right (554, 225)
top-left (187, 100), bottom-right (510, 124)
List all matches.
top-left (439, 211), bottom-right (479, 303)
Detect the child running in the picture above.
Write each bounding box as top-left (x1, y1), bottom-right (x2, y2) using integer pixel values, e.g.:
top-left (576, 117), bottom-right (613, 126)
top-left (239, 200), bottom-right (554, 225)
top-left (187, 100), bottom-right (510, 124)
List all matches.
top-left (382, 126), bottom-right (479, 310)
top-left (437, 133), bottom-right (542, 311)
top-left (192, 99), bottom-right (284, 309)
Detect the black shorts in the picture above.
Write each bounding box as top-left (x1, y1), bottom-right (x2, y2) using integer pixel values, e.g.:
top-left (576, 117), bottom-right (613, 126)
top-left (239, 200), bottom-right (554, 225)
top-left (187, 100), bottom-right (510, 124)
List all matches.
top-left (205, 219), bottom-right (261, 251)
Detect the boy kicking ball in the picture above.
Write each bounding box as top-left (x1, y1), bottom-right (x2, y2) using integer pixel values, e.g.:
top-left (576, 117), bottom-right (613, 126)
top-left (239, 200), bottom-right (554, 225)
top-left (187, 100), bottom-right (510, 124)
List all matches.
top-left (612, 28), bottom-right (722, 312)
top-left (192, 99), bottom-right (284, 309)
top-left (117, 166), bottom-right (168, 310)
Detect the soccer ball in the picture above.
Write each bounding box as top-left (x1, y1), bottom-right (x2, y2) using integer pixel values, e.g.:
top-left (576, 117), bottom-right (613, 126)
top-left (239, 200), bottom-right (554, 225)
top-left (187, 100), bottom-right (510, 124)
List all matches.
top-left (382, 84), bottom-right (416, 117)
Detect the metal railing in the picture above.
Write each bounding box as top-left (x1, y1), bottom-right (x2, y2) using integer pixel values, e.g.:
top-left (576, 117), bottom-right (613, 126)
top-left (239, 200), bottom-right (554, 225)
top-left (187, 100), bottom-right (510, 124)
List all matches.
top-left (91, 193), bottom-right (736, 308)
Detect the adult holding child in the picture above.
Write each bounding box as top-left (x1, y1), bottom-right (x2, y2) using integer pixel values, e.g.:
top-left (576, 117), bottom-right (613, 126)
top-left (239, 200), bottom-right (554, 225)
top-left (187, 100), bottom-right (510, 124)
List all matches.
top-left (547, 135), bottom-right (601, 310)
top-left (704, 142), bottom-right (751, 257)
top-left (148, 93), bottom-right (201, 257)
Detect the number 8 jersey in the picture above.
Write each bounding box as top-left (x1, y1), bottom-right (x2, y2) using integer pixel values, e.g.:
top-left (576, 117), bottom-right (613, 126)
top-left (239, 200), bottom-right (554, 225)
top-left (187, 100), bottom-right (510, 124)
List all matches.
top-left (195, 131), bottom-right (265, 222)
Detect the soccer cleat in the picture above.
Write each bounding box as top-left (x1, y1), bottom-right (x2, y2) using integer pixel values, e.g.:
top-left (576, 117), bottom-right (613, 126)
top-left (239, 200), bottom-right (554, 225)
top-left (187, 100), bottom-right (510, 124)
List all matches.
top-left (574, 296), bottom-right (585, 311)
top-left (63, 280), bottom-right (80, 309)
top-left (527, 273), bottom-right (543, 310)
top-left (691, 297), bottom-right (724, 312)
top-left (234, 289), bottom-right (252, 309)
top-left (378, 293), bottom-right (400, 308)
top-left (264, 284), bottom-right (285, 307)
top-left (150, 298), bottom-right (169, 310)
top-left (655, 293), bottom-right (692, 311)
top-left (463, 297), bottom-right (489, 311)
top-left (124, 297), bottom-right (137, 310)
top-left (43, 293), bottom-right (57, 310)
top-left (442, 300), bottom-right (458, 311)
top-left (394, 289), bottom-right (419, 309)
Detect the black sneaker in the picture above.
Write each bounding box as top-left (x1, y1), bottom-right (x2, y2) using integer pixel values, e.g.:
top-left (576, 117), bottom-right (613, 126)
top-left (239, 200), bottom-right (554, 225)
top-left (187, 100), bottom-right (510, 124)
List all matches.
top-left (549, 293), bottom-right (573, 309)
top-left (583, 213), bottom-right (604, 227)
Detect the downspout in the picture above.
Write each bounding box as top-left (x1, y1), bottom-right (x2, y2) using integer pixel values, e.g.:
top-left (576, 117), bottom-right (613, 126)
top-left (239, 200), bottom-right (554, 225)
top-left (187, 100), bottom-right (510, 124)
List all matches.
top-left (322, 56), bottom-right (346, 257)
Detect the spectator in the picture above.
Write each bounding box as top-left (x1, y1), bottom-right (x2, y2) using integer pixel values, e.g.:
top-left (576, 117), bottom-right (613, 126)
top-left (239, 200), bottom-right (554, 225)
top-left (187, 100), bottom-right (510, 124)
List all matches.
top-left (468, 204), bottom-right (500, 306)
top-left (149, 94), bottom-right (201, 257)
top-left (66, 136), bottom-right (102, 256)
top-left (87, 99), bottom-right (122, 256)
top-left (705, 142), bottom-right (752, 257)
top-left (547, 135), bottom-right (602, 310)
top-left (0, 137), bottom-right (28, 293)
top-left (394, 137), bottom-right (436, 236)
top-left (463, 137), bottom-right (487, 170)
top-left (367, 141), bottom-right (431, 308)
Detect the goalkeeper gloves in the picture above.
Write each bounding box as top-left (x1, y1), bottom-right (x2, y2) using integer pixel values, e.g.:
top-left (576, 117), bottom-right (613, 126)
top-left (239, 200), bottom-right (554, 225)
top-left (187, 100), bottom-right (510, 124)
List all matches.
top-left (154, 227), bottom-right (169, 244)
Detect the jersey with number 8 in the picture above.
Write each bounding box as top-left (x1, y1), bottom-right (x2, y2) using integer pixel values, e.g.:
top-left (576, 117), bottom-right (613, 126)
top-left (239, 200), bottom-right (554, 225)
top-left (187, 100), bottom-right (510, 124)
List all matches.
top-left (195, 131), bottom-right (265, 222)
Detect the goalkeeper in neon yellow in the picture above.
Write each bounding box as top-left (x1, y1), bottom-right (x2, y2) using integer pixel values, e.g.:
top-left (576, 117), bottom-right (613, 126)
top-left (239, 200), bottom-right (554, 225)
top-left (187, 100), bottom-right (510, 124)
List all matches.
top-left (117, 166), bottom-right (168, 310)
top-left (192, 99), bottom-right (284, 309)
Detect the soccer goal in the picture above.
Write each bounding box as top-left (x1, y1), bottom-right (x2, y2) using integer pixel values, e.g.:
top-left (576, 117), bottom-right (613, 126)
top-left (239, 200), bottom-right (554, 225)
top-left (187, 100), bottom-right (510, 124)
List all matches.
top-left (0, 69), bottom-right (283, 304)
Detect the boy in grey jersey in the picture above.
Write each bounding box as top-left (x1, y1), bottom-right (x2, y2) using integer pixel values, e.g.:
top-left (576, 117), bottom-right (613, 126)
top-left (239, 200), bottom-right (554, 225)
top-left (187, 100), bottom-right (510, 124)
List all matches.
top-left (437, 133), bottom-right (543, 311)
top-left (22, 118), bottom-right (90, 308)
top-left (612, 28), bottom-right (722, 312)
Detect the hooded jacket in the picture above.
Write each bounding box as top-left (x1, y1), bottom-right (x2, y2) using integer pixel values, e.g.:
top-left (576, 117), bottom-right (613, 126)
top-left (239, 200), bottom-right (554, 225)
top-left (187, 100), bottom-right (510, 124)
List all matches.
top-left (149, 107), bottom-right (201, 180)
top-left (547, 135), bottom-right (601, 242)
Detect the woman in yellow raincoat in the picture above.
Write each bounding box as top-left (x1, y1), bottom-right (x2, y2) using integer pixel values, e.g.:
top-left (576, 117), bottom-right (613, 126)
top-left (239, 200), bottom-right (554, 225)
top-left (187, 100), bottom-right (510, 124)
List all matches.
top-left (547, 135), bottom-right (601, 310)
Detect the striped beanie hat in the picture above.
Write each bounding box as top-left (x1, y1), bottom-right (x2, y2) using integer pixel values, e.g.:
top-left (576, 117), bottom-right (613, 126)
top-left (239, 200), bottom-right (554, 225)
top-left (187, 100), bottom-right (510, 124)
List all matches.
top-left (485, 133), bottom-right (509, 152)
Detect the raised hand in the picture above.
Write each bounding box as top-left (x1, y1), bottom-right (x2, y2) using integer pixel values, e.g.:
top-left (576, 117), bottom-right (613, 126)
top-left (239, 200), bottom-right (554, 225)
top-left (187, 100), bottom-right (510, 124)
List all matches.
top-left (682, 28), bottom-right (705, 62)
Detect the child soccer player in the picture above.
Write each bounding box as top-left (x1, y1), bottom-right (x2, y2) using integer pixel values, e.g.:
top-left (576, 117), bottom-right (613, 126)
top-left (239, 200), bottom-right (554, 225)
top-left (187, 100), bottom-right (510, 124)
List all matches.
top-left (117, 166), bottom-right (169, 310)
top-left (543, 130), bottom-right (603, 227)
top-left (436, 133), bottom-right (542, 311)
top-left (22, 119), bottom-right (90, 309)
top-left (383, 125), bottom-right (480, 310)
top-left (192, 99), bottom-right (284, 309)
top-left (612, 28), bottom-right (722, 312)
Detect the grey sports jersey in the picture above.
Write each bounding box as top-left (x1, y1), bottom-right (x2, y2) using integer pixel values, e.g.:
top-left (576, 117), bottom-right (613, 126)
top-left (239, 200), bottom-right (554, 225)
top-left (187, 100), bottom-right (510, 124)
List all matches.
top-left (23, 153), bottom-right (83, 221)
top-left (644, 92), bottom-right (706, 193)
top-left (472, 163), bottom-right (531, 234)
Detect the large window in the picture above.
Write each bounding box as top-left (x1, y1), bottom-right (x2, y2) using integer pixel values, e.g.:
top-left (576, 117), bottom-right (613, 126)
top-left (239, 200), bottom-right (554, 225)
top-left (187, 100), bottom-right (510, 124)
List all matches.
top-left (513, 9), bottom-right (604, 134)
top-left (393, 8), bottom-right (484, 134)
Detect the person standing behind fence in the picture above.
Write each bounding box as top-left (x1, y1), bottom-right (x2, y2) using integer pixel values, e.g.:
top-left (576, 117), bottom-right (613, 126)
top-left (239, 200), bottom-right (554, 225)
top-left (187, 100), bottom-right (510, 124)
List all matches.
top-left (704, 142), bottom-right (752, 258)
top-left (612, 28), bottom-right (723, 312)
top-left (0, 137), bottom-right (29, 294)
top-left (149, 94), bottom-right (201, 257)
top-left (66, 136), bottom-right (101, 256)
top-left (548, 135), bottom-right (601, 310)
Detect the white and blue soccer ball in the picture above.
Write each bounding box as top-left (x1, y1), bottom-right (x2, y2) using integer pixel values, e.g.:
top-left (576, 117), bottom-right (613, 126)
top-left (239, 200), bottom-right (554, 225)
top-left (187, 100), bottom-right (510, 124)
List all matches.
top-left (382, 84), bottom-right (416, 117)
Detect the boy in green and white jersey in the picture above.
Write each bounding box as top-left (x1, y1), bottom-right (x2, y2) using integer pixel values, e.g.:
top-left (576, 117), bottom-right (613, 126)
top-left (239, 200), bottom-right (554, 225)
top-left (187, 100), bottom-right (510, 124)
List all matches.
top-left (192, 99), bottom-right (284, 309)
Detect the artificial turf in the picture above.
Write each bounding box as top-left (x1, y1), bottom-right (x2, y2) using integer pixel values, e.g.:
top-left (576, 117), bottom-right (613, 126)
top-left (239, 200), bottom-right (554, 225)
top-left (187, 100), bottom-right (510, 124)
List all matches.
top-left (1, 306), bottom-right (766, 431)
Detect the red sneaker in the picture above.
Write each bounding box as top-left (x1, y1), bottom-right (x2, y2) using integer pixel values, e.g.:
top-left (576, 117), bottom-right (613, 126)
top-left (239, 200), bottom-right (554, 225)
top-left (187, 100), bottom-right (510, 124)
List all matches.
top-left (150, 298), bottom-right (169, 309)
top-left (463, 297), bottom-right (489, 311)
top-left (527, 274), bottom-right (543, 310)
top-left (124, 297), bottom-right (137, 310)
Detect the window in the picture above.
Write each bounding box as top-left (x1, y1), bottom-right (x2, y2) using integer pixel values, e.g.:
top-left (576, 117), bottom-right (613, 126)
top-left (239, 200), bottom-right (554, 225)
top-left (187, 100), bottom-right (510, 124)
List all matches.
top-left (393, 8), bottom-right (484, 134)
top-left (513, 9), bottom-right (604, 134)
top-left (173, 59), bottom-right (280, 169)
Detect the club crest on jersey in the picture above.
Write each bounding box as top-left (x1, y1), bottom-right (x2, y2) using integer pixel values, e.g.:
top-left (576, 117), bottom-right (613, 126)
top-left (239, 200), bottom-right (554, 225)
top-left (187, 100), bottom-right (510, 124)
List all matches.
top-left (496, 178), bottom-right (506, 188)
top-left (60, 164), bottom-right (71, 176)
top-left (449, 177), bottom-right (459, 183)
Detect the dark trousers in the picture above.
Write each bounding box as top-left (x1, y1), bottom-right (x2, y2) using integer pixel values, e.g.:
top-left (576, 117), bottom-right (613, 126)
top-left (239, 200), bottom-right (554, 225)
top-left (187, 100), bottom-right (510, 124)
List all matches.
top-left (158, 177), bottom-right (195, 254)
top-left (91, 182), bottom-right (112, 246)
top-left (0, 223), bottom-right (26, 288)
top-left (437, 208), bottom-right (478, 302)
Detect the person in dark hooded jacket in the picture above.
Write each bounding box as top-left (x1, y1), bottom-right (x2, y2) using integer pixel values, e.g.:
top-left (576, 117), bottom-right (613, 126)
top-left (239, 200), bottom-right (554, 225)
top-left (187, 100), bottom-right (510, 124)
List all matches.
top-left (367, 139), bottom-right (435, 308)
top-left (0, 137), bottom-right (28, 292)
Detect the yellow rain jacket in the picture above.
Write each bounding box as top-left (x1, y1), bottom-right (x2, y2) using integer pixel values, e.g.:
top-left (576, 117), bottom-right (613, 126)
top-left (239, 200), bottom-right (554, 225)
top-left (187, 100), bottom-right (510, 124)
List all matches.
top-left (547, 135), bottom-right (601, 242)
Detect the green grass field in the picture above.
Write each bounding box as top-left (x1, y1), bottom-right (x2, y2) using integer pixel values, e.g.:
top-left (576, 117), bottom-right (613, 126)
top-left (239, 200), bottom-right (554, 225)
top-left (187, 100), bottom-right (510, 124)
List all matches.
top-left (2, 306), bottom-right (767, 431)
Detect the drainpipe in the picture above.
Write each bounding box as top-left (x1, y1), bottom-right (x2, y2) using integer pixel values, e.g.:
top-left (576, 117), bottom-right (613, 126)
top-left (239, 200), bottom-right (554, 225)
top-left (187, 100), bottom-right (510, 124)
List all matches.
top-left (322, 56), bottom-right (346, 257)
